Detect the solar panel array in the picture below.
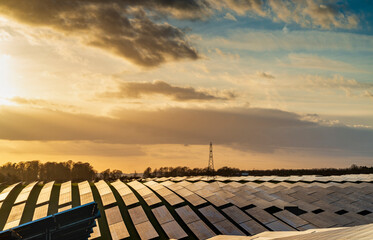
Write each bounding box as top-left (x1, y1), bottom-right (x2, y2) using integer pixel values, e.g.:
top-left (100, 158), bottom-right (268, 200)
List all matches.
top-left (78, 181), bottom-right (101, 239)
top-left (2, 182), bottom-right (38, 230)
top-left (0, 174), bottom-right (371, 239)
top-left (94, 180), bottom-right (130, 239)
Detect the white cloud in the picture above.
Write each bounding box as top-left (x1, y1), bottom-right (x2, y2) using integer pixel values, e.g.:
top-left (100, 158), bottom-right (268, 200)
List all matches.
top-left (204, 30), bottom-right (373, 52)
top-left (280, 53), bottom-right (363, 72)
top-left (224, 12), bottom-right (237, 21)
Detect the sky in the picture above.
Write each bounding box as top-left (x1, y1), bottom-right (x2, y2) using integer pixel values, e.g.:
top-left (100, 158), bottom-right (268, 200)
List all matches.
top-left (0, 0), bottom-right (372, 172)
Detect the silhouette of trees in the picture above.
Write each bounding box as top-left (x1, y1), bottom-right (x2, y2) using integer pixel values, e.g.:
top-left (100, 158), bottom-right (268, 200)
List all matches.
top-left (1, 160), bottom-right (371, 184)
top-left (0, 160), bottom-right (97, 183)
top-left (143, 165), bottom-right (373, 178)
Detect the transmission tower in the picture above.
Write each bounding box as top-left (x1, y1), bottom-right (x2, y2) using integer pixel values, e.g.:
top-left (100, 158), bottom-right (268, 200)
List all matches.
top-left (208, 142), bottom-right (215, 176)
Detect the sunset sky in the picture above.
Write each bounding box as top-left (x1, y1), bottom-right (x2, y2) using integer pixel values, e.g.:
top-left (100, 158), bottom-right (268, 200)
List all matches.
top-left (0, 0), bottom-right (372, 172)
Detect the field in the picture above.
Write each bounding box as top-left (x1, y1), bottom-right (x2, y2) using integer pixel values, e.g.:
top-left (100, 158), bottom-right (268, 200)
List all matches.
top-left (0, 174), bottom-right (372, 239)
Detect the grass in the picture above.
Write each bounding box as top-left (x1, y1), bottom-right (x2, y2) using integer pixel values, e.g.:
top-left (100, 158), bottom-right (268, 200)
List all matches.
top-left (20, 183), bottom-right (43, 224)
top-left (48, 183), bottom-right (60, 215)
top-left (0, 183), bottom-right (23, 230)
top-left (72, 183), bottom-right (80, 207)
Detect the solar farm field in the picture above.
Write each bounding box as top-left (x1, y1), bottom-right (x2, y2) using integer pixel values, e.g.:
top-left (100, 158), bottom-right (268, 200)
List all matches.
top-left (0, 174), bottom-right (372, 239)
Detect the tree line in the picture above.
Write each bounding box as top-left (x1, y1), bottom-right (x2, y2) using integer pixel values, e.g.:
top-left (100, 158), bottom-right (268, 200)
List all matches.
top-left (0, 160), bottom-right (137, 184)
top-left (143, 164), bottom-right (373, 178)
top-left (1, 160), bottom-right (371, 184)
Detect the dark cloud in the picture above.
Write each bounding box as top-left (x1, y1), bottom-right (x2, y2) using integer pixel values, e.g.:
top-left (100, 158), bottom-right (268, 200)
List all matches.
top-left (98, 81), bottom-right (235, 101)
top-left (0, 0), bottom-right (358, 68)
top-left (257, 72), bottom-right (275, 79)
top-left (0, 0), bottom-right (199, 67)
top-left (0, 106), bottom-right (372, 156)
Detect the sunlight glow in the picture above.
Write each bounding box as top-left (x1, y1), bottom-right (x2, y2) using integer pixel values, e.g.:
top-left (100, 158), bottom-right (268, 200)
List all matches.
top-left (0, 54), bottom-right (16, 102)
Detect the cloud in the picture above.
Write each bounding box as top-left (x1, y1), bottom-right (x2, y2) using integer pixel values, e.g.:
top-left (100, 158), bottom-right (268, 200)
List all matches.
top-left (282, 53), bottom-right (362, 72)
top-left (205, 30), bottom-right (373, 52)
top-left (257, 71), bottom-right (275, 79)
top-left (0, 106), bottom-right (372, 156)
top-left (98, 80), bottom-right (236, 101)
top-left (363, 91), bottom-right (373, 99)
top-left (300, 74), bottom-right (373, 90)
top-left (211, 0), bottom-right (266, 17)
top-left (0, 0), bottom-right (359, 69)
top-left (0, 0), bottom-right (199, 67)
top-left (224, 12), bottom-right (237, 21)
top-left (267, 0), bottom-right (359, 29)
top-left (10, 97), bottom-right (78, 111)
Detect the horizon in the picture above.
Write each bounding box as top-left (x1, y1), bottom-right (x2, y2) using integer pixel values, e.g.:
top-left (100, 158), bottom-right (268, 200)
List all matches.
top-left (0, 1), bottom-right (372, 172)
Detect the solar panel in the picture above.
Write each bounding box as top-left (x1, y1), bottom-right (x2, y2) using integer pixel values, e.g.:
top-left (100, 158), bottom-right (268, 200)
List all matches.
top-left (152, 205), bottom-right (174, 224)
top-left (239, 220), bottom-right (268, 235)
top-left (128, 206), bottom-right (149, 225)
top-left (110, 180), bottom-right (139, 206)
top-left (199, 205), bottom-right (225, 224)
top-left (176, 205), bottom-right (201, 224)
top-left (94, 181), bottom-right (116, 206)
top-left (58, 205), bottom-right (72, 212)
top-left (151, 206), bottom-right (188, 239)
top-left (0, 183), bottom-right (20, 202)
top-left (161, 220), bottom-right (188, 239)
top-left (14, 182), bottom-right (38, 204)
top-left (183, 193), bottom-right (207, 206)
top-left (105, 206), bottom-right (129, 240)
top-left (128, 181), bottom-right (161, 206)
top-left (222, 206), bottom-right (251, 224)
top-left (266, 220), bottom-right (295, 231)
top-left (33, 204), bottom-right (49, 221)
top-left (77, 181), bottom-right (101, 239)
top-left (187, 220), bottom-right (216, 239)
top-left (36, 181), bottom-right (55, 205)
top-left (205, 194), bottom-right (229, 207)
top-left (128, 206), bottom-right (158, 240)
top-left (246, 207), bottom-right (277, 225)
top-left (108, 221), bottom-right (130, 240)
top-left (58, 181), bottom-right (72, 206)
top-left (3, 203), bottom-right (26, 230)
top-left (274, 210), bottom-right (310, 228)
top-left (214, 219), bottom-right (245, 236)
top-left (134, 221), bottom-right (159, 240)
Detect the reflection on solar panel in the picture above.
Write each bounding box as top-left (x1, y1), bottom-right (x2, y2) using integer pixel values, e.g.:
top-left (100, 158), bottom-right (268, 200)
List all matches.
top-left (58, 181), bottom-right (72, 207)
top-left (209, 222), bottom-right (373, 240)
top-left (36, 181), bottom-right (55, 205)
top-left (145, 181), bottom-right (184, 206)
top-left (111, 180), bottom-right (139, 206)
top-left (128, 180), bottom-right (161, 206)
top-left (14, 182), bottom-right (38, 204)
top-left (3, 203), bottom-right (26, 230)
top-left (0, 202), bottom-right (100, 240)
top-left (152, 205), bottom-right (187, 239)
top-left (105, 206), bottom-right (130, 240)
top-left (78, 181), bottom-right (101, 239)
top-left (128, 206), bottom-right (159, 239)
top-left (94, 180), bottom-right (116, 206)
top-left (0, 183), bottom-right (20, 204)
top-left (200, 205), bottom-right (244, 236)
top-left (33, 204), bottom-right (49, 221)
top-left (176, 205), bottom-right (216, 239)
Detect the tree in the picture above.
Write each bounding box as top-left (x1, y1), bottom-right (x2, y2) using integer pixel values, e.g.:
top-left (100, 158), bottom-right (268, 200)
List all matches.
top-left (143, 167), bottom-right (152, 178)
